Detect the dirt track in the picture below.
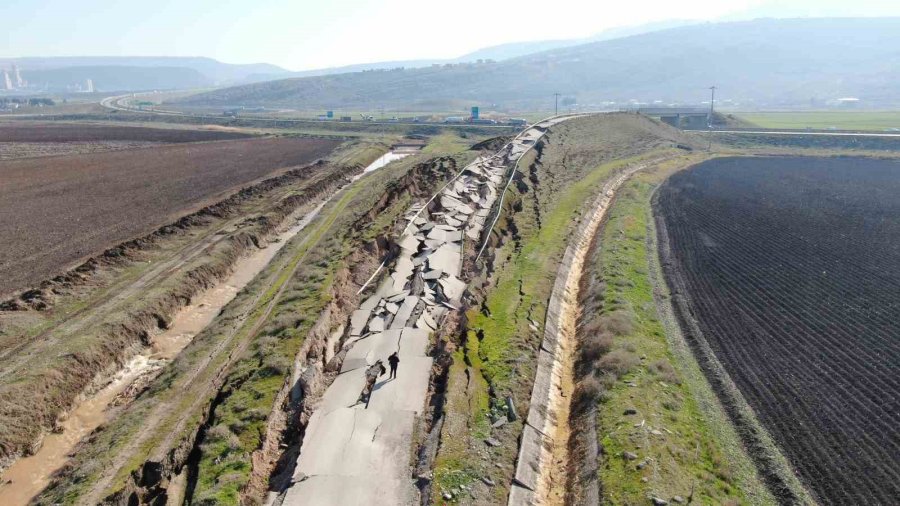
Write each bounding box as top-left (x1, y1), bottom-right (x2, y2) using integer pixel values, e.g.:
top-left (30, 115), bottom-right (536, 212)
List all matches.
top-left (0, 137), bottom-right (340, 295)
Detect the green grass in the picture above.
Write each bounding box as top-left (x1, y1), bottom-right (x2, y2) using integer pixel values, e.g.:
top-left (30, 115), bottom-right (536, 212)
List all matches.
top-left (581, 158), bottom-right (773, 505)
top-left (736, 111), bottom-right (900, 131)
top-left (432, 149), bottom-right (668, 502)
top-left (472, 154), bottom-right (655, 390)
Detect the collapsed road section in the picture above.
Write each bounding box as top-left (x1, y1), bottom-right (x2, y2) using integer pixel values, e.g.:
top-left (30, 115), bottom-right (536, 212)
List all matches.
top-left (275, 118), bottom-right (574, 506)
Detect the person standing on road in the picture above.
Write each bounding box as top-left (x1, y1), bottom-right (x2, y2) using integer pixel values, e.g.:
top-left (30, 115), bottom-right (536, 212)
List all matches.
top-left (357, 360), bottom-right (386, 408)
top-left (388, 352), bottom-right (400, 379)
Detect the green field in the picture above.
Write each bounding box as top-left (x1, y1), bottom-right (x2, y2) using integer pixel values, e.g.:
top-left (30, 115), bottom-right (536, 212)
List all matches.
top-left (736, 111), bottom-right (900, 132)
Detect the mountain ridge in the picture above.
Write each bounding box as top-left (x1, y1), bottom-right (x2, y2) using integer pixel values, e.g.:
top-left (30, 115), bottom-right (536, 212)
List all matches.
top-left (175, 17), bottom-right (900, 110)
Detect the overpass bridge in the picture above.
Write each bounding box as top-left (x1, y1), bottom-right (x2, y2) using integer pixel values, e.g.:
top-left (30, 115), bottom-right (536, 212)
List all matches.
top-left (631, 107), bottom-right (710, 129)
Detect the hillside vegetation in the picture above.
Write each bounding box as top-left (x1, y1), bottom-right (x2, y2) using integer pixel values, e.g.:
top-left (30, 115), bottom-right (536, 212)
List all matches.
top-left (176, 18), bottom-right (900, 110)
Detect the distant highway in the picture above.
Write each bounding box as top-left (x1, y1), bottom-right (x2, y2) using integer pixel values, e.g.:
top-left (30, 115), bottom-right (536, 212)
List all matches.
top-left (99, 93), bottom-right (518, 130)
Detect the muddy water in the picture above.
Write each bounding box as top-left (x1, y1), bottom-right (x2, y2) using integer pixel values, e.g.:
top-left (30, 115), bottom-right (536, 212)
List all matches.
top-left (0, 199), bottom-right (330, 505)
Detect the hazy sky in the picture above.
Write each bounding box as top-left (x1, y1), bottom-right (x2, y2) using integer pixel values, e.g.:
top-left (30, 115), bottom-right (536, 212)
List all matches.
top-left (3, 0), bottom-right (898, 70)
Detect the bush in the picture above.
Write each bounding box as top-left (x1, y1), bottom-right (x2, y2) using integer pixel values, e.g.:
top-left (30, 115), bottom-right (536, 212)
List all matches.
top-left (597, 349), bottom-right (639, 378)
top-left (581, 332), bottom-right (613, 363)
top-left (650, 359), bottom-right (681, 384)
top-left (572, 375), bottom-right (604, 413)
top-left (204, 424), bottom-right (241, 451)
top-left (598, 372), bottom-right (617, 390)
top-left (598, 310), bottom-right (634, 336)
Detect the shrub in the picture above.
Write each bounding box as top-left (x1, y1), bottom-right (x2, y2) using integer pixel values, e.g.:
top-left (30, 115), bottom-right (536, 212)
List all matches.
top-left (597, 349), bottom-right (639, 378)
top-left (650, 359), bottom-right (681, 384)
top-left (598, 372), bottom-right (617, 390)
top-left (581, 332), bottom-right (613, 363)
top-left (206, 424), bottom-right (232, 440)
top-left (572, 375), bottom-right (604, 414)
top-left (599, 310), bottom-right (634, 336)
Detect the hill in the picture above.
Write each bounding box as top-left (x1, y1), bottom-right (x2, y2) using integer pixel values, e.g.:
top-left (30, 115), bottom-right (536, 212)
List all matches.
top-left (176, 17), bottom-right (900, 110)
top-left (0, 57), bottom-right (290, 91)
top-left (19, 65), bottom-right (209, 92)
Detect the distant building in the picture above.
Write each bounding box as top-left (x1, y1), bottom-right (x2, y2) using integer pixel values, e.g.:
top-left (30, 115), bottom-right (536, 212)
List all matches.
top-left (2, 70), bottom-right (12, 90)
top-left (84, 78), bottom-right (94, 93)
top-left (12, 65), bottom-right (23, 88)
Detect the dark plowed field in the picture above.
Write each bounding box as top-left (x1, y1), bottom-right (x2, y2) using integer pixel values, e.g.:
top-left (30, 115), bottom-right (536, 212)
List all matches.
top-left (0, 122), bottom-right (252, 143)
top-left (656, 156), bottom-right (900, 505)
top-left (0, 137), bottom-right (340, 295)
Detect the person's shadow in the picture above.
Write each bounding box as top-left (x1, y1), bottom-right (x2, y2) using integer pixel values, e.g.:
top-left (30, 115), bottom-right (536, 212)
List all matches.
top-left (372, 378), bottom-right (395, 393)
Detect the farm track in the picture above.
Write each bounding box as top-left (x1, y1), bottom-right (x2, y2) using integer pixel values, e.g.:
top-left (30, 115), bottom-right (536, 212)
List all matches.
top-left (0, 136), bottom-right (340, 295)
top-left (78, 169), bottom-right (365, 505)
top-left (0, 219), bottom-right (233, 370)
top-left (656, 156), bottom-right (900, 505)
top-left (0, 161), bottom-right (343, 378)
top-left (0, 146), bottom-right (355, 486)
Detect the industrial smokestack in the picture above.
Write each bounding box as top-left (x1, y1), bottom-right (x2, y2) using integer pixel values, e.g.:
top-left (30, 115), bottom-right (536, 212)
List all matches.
top-left (2, 70), bottom-right (12, 91)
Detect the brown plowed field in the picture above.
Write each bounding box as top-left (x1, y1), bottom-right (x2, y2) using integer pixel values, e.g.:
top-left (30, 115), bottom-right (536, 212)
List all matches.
top-left (0, 137), bottom-right (340, 295)
top-left (656, 156), bottom-right (900, 505)
top-left (0, 122), bottom-right (252, 143)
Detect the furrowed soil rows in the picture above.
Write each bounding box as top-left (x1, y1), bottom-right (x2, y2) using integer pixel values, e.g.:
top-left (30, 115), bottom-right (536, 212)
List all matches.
top-left (0, 122), bottom-right (252, 143)
top-left (655, 156), bottom-right (900, 505)
top-left (0, 137), bottom-right (340, 295)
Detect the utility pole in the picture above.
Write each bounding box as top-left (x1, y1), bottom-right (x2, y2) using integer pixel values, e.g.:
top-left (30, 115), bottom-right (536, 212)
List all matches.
top-left (707, 86), bottom-right (717, 152)
top-left (554, 93), bottom-right (561, 116)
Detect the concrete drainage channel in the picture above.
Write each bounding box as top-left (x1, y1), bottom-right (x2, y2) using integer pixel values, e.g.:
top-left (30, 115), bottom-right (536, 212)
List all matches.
top-left (508, 158), bottom-right (667, 506)
top-left (269, 117), bottom-right (576, 506)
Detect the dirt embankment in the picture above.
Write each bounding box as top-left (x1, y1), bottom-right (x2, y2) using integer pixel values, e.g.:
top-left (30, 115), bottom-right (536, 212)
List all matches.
top-left (0, 136), bottom-right (340, 296)
top-left (0, 161), bottom-right (351, 473)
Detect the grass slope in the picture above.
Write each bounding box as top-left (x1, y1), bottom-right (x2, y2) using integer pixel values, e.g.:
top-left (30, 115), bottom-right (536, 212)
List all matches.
top-left (432, 113), bottom-right (690, 503)
top-left (736, 111), bottom-right (900, 132)
top-left (578, 157), bottom-right (773, 504)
